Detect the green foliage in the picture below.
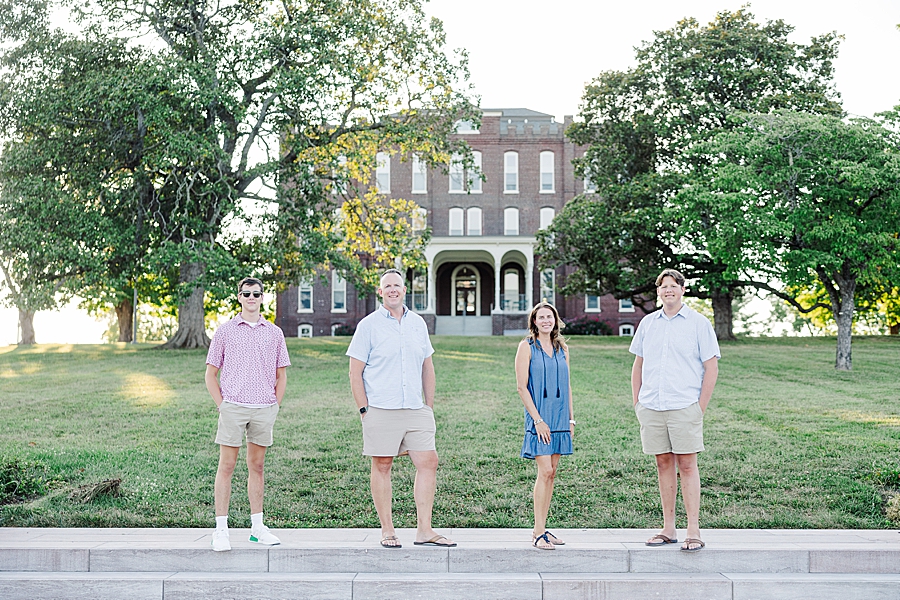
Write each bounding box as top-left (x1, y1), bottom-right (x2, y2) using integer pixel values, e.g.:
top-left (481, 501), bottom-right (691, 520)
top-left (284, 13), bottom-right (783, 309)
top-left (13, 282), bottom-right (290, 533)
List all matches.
top-left (683, 110), bottom-right (900, 367)
top-left (1, 337), bottom-right (899, 528)
top-left (0, 0), bottom-right (477, 346)
top-left (562, 316), bottom-right (613, 336)
top-left (0, 458), bottom-right (55, 505)
top-left (540, 8), bottom-right (842, 322)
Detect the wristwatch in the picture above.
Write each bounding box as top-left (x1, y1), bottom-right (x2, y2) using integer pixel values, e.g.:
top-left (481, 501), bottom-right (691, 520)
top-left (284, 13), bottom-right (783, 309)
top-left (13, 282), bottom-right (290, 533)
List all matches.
top-left (359, 406), bottom-right (368, 415)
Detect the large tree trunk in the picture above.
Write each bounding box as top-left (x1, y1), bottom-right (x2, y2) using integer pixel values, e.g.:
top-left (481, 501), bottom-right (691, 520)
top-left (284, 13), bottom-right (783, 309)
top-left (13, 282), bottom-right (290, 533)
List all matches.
top-left (160, 262), bottom-right (210, 349)
top-left (820, 266), bottom-right (856, 371)
top-left (115, 298), bottom-right (134, 343)
top-left (18, 308), bottom-right (36, 345)
top-left (890, 323), bottom-right (899, 336)
top-left (710, 290), bottom-right (735, 341)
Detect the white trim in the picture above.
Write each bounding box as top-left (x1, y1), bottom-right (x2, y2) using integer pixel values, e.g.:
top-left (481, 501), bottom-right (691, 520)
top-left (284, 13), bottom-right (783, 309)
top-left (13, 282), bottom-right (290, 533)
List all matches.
top-left (619, 324), bottom-right (634, 337)
top-left (585, 294), bottom-right (601, 313)
top-left (298, 324), bottom-right (313, 338)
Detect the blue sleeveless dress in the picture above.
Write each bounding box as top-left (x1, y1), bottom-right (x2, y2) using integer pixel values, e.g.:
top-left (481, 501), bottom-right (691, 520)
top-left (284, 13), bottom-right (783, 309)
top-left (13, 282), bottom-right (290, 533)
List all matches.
top-left (521, 339), bottom-right (573, 459)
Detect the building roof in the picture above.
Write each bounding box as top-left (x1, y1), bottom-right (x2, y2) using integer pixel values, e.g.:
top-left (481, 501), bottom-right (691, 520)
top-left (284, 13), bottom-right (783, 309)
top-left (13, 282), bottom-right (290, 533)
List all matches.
top-left (481, 108), bottom-right (555, 120)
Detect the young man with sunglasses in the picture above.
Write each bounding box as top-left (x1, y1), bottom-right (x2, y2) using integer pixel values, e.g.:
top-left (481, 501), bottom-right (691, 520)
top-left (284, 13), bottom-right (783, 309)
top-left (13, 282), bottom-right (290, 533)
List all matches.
top-left (205, 277), bottom-right (290, 551)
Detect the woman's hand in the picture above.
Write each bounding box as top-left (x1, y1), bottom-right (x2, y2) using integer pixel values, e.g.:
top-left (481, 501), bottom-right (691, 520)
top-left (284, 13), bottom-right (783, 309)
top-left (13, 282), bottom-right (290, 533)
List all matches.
top-left (536, 419), bottom-right (551, 444)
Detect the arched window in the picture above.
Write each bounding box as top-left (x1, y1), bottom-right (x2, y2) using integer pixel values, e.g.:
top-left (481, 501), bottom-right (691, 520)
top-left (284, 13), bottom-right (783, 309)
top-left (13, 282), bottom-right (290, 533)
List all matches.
top-left (411, 207), bottom-right (427, 232)
top-left (466, 207), bottom-right (482, 236)
top-left (540, 151), bottom-right (554, 192)
top-left (619, 324), bottom-right (634, 337)
top-left (504, 207), bottom-right (519, 236)
top-left (504, 151), bottom-right (518, 192)
top-left (376, 152), bottom-right (390, 193)
top-left (540, 207), bottom-right (555, 230)
top-left (450, 151), bottom-right (482, 193)
top-left (412, 154), bottom-right (427, 193)
top-left (299, 324), bottom-right (313, 338)
top-left (449, 207), bottom-right (464, 236)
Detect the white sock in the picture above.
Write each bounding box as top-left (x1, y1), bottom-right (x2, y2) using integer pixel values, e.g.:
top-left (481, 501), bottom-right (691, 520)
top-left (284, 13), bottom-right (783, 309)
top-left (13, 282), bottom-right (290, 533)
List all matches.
top-left (251, 512), bottom-right (263, 531)
top-left (215, 516), bottom-right (228, 531)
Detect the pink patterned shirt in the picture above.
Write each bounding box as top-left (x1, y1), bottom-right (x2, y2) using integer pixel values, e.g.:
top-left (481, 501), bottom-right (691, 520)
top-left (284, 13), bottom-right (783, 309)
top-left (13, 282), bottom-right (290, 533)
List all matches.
top-left (206, 315), bottom-right (291, 407)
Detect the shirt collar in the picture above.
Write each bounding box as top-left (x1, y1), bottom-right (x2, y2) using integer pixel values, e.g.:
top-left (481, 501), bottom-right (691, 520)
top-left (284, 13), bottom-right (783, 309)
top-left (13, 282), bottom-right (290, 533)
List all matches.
top-left (654, 303), bottom-right (690, 321)
top-left (234, 314), bottom-right (269, 327)
top-left (378, 303), bottom-right (409, 320)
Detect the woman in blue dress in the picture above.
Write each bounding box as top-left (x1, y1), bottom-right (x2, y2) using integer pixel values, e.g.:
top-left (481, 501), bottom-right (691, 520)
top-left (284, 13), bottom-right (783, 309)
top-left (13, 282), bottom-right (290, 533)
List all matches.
top-left (515, 301), bottom-right (575, 550)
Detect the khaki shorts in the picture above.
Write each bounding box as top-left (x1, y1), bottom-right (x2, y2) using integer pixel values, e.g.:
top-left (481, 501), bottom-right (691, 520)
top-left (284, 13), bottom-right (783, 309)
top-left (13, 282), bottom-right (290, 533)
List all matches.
top-left (216, 402), bottom-right (279, 447)
top-left (635, 401), bottom-right (704, 455)
top-left (362, 406), bottom-right (436, 457)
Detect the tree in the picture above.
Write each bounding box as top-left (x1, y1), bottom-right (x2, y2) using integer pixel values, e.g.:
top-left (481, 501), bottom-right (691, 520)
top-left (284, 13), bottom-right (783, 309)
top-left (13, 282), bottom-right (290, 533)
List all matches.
top-left (538, 7), bottom-right (842, 339)
top-left (1, 0), bottom-right (476, 348)
top-left (0, 146), bottom-right (106, 344)
top-left (682, 111), bottom-right (900, 369)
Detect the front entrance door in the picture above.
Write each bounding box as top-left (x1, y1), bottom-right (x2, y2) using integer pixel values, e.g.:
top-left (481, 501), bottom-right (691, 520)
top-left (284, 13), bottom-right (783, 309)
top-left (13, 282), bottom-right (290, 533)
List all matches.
top-left (453, 265), bottom-right (479, 316)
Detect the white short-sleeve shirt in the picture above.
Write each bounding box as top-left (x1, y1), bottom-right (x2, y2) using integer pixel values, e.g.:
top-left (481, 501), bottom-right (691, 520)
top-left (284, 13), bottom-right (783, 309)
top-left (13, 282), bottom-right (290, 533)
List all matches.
top-left (629, 304), bottom-right (720, 411)
top-left (346, 304), bottom-right (434, 410)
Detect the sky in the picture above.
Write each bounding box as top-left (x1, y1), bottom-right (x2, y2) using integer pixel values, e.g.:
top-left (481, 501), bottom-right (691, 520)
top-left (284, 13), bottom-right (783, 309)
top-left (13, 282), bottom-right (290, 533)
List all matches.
top-left (2, 0), bottom-right (899, 345)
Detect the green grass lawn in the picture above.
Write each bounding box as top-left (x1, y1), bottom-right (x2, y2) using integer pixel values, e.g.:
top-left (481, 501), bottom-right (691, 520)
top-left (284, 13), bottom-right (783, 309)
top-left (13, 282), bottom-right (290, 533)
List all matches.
top-left (1, 336), bottom-right (898, 529)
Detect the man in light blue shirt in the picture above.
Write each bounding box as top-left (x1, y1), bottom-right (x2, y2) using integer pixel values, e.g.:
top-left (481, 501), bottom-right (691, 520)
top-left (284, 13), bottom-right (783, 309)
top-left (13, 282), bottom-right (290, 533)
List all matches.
top-left (630, 269), bottom-right (720, 553)
top-left (347, 269), bottom-right (455, 549)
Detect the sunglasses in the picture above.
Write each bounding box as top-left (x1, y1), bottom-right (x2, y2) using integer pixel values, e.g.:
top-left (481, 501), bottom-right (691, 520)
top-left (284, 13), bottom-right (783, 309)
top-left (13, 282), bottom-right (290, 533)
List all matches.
top-left (240, 291), bottom-right (263, 298)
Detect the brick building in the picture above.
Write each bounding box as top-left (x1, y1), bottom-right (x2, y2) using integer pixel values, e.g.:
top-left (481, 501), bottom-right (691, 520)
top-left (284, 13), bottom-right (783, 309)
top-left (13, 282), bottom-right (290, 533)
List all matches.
top-left (276, 108), bottom-right (639, 337)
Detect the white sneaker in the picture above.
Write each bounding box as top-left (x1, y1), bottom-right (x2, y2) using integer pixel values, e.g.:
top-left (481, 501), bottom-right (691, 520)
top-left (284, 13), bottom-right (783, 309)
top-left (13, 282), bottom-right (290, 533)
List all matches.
top-left (211, 529), bottom-right (231, 552)
top-left (249, 525), bottom-right (281, 546)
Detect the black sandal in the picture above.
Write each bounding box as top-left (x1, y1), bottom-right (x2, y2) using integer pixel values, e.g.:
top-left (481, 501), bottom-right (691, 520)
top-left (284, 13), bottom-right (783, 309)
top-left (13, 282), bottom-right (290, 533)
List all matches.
top-left (532, 532), bottom-right (555, 550)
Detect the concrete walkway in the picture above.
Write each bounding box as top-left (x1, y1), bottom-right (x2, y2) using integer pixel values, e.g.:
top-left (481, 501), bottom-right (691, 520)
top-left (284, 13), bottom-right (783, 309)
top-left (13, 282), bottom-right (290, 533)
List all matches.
top-left (2, 527), bottom-right (899, 599)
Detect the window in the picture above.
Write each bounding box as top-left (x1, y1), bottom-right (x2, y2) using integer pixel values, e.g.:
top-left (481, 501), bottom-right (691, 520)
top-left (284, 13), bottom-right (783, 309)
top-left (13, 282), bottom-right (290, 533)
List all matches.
top-left (504, 151), bottom-right (518, 193)
top-left (504, 207), bottom-right (519, 236)
top-left (331, 271), bottom-right (346, 312)
top-left (449, 155), bottom-right (464, 192)
top-left (412, 155), bottom-right (427, 193)
top-left (375, 152), bottom-right (390, 193)
top-left (503, 268), bottom-right (522, 311)
top-left (540, 269), bottom-right (555, 304)
top-left (332, 155), bottom-right (347, 195)
top-left (298, 281), bottom-right (313, 313)
top-left (540, 151), bottom-right (554, 192)
top-left (585, 295), bottom-right (601, 312)
top-left (299, 324), bottom-right (313, 338)
top-left (411, 207), bottom-right (427, 232)
top-left (540, 207), bottom-right (555, 230)
top-left (449, 151), bottom-right (482, 193)
top-left (466, 207), bottom-right (482, 236)
top-left (619, 298), bottom-right (635, 312)
top-left (468, 151), bottom-right (482, 193)
top-left (619, 324), bottom-right (634, 337)
top-left (455, 119), bottom-right (479, 134)
top-left (407, 271), bottom-right (427, 312)
top-left (449, 207), bottom-right (464, 236)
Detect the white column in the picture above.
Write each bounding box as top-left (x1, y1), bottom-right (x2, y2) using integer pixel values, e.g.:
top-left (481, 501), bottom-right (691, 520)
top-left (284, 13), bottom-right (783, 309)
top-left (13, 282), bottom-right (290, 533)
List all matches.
top-left (426, 262), bottom-right (436, 313)
top-left (526, 260), bottom-right (534, 309)
top-left (491, 248), bottom-right (504, 314)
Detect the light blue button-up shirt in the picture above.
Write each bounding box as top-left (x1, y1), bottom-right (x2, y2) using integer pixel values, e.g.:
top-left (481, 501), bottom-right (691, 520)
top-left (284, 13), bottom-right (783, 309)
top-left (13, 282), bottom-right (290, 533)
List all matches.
top-left (629, 303), bottom-right (720, 411)
top-left (346, 304), bottom-right (434, 410)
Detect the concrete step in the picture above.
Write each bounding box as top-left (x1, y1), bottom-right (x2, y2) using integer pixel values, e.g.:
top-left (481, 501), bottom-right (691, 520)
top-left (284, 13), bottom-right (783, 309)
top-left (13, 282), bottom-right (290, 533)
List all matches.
top-left (3, 528), bottom-right (899, 575)
top-left (2, 572), bottom-right (900, 600)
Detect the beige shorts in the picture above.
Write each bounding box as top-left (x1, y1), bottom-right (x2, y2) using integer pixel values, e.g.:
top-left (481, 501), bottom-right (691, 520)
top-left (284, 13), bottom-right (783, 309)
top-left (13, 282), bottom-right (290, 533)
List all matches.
top-left (635, 401), bottom-right (704, 455)
top-left (362, 406), bottom-right (436, 457)
top-left (216, 402), bottom-right (280, 447)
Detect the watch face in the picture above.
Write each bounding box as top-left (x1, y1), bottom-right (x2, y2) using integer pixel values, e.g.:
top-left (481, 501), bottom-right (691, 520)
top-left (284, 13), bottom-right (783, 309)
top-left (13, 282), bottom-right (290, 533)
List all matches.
top-left (359, 406), bottom-right (368, 414)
